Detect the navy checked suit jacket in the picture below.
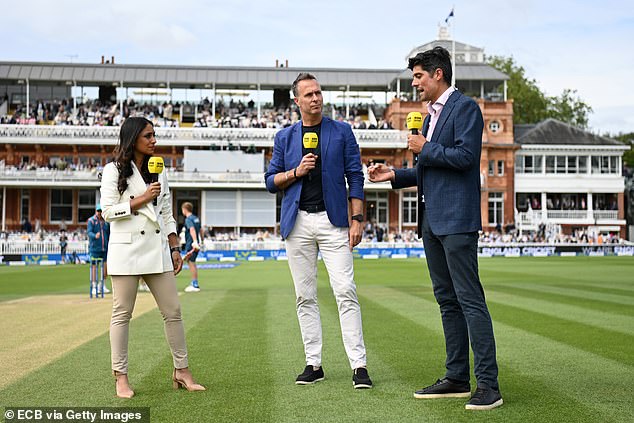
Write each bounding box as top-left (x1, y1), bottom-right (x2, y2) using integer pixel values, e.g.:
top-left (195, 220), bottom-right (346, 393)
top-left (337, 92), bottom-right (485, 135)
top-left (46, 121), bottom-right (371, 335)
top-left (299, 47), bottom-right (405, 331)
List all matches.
top-left (393, 90), bottom-right (483, 236)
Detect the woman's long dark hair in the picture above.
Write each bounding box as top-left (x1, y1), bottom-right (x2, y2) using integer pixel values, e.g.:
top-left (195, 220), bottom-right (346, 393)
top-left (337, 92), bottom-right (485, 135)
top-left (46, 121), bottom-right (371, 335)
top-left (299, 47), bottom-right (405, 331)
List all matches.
top-left (113, 117), bottom-right (153, 194)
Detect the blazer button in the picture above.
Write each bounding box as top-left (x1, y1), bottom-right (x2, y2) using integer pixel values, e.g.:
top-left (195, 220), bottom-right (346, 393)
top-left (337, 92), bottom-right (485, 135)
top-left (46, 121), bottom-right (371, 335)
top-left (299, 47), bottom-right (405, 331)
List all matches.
top-left (140, 230), bottom-right (145, 235)
top-left (134, 212), bottom-right (139, 216)
top-left (159, 211), bottom-right (162, 215)
top-left (155, 229), bottom-right (160, 233)
top-left (130, 195), bottom-right (134, 199)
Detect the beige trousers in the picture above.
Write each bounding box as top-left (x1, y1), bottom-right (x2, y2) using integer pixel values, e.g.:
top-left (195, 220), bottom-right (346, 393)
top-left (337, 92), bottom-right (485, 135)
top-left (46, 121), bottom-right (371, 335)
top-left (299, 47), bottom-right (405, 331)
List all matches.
top-left (110, 271), bottom-right (188, 373)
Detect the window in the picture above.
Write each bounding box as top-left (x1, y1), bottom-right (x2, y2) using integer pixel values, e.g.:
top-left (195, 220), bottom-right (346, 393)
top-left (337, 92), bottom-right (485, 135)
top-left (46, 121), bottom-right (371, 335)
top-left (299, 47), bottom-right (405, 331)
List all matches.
top-left (366, 192), bottom-right (388, 227)
top-left (50, 189), bottom-right (73, 222)
top-left (546, 156), bottom-right (555, 173)
top-left (556, 156), bottom-right (566, 174)
top-left (488, 192), bottom-right (503, 225)
top-left (21, 189), bottom-right (29, 223)
top-left (591, 156), bottom-right (620, 174)
top-left (515, 157), bottom-right (524, 173)
top-left (567, 156), bottom-right (577, 174)
top-left (78, 190), bottom-right (97, 223)
top-left (497, 160), bottom-right (504, 176)
top-left (402, 191), bottom-right (417, 225)
top-left (516, 193), bottom-right (541, 212)
top-left (579, 156), bottom-right (588, 173)
top-left (488, 160), bottom-right (495, 176)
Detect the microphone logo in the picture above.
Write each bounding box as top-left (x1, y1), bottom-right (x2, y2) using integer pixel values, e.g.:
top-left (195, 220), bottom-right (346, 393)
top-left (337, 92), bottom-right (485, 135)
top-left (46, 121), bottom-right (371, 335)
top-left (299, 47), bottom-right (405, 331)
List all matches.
top-left (406, 112), bottom-right (423, 135)
top-left (302, 132), bottom-right (318, 150)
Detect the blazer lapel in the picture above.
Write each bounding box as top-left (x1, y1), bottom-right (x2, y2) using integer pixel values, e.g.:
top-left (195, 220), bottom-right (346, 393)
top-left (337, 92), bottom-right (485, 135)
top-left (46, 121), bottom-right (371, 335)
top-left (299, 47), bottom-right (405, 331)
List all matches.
top-left (320, 117), bottom-right (331, 161)
top-left (429, 91), bottom-right (459, 143)
top-left (292, 123), bottom-right (303, 168)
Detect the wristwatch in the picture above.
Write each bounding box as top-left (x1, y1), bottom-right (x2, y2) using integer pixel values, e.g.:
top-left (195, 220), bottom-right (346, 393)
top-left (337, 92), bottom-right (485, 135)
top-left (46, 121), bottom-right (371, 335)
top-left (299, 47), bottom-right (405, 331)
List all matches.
top-left (351, 214), bottom-right (364, 222)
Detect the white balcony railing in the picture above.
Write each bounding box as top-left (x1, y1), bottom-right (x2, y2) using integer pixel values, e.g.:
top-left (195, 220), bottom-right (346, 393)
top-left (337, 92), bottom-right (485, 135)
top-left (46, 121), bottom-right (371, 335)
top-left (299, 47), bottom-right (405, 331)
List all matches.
top-left (546, 210), bottom-right (589, 220)
top-left (593, 210), bottom-right (618, 220)
top-left (0, 124), bottom-right (405, 146)
top-left (518, 209), bottom-right (621, 223)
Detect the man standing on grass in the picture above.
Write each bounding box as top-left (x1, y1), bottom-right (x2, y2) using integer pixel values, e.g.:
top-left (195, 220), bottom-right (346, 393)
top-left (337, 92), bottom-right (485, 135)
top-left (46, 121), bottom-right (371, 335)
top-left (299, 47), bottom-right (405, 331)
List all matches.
top-left (369, 47), bottom-right (502, 410)
top-left (87, 204), bottom-right (110, 294)
top-left (264, 73), bottom-right (372, 389)
top-left (181, 202), bottom-right (202, 293)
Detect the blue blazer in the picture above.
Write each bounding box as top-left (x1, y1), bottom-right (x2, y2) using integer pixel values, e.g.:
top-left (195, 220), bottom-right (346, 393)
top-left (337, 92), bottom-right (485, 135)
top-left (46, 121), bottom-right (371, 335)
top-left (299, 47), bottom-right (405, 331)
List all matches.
top-left (393, 90), bottom-right (483, 236)
top-left (265, 117), bottom-right (364, 239)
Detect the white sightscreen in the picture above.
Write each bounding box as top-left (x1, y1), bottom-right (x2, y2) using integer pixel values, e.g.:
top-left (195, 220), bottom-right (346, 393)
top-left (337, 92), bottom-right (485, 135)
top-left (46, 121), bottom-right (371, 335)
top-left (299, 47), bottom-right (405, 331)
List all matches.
top-left (241, 191), bottom-right (276, 227)
top-left (184, 150), bottom-right (264, 173)
top-left (204, 191), bottom-right (237, 226)
top-left (204, 190), bottom-right (275, 227)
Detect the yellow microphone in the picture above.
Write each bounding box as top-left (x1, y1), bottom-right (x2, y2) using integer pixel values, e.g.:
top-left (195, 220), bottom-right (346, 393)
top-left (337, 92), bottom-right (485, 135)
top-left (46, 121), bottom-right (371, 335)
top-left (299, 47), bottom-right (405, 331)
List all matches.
top-left (147, 156), bottom-right (164, 205)
top-left (302, 132), bottom-right (319, 153)
top-left (302, 132), bottom-right (319, 180)
top-left (406, 112), bottom-right (423, 164)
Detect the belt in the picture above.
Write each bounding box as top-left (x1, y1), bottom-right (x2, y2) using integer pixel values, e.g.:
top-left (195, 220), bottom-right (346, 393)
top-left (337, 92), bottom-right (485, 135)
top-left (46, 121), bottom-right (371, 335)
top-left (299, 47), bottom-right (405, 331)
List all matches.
top-left (299, 204), bottom-right (326, 213)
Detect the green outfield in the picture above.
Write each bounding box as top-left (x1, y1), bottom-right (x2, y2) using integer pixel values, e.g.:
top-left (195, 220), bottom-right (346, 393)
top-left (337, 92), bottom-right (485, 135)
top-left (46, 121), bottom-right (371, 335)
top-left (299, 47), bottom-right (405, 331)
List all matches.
top-left (0, 256), bottom-right (633, 422)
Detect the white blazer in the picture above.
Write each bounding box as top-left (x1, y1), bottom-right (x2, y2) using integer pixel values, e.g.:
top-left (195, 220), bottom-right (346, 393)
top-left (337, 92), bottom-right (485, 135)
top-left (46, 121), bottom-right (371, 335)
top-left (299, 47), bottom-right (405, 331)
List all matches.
top-left (100, 161), bottom-right (178, 275)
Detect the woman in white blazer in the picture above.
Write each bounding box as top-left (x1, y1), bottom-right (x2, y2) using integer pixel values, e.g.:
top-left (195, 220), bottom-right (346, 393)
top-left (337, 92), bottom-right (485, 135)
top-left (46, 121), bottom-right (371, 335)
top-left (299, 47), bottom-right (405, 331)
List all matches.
top-left (100, 117), bottom-right (205, 398)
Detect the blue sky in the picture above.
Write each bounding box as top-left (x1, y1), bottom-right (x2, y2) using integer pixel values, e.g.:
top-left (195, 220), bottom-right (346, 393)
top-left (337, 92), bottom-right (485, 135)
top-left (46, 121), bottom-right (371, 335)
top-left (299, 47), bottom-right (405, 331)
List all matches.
top-left (1, 0), bottom-right (632, 135)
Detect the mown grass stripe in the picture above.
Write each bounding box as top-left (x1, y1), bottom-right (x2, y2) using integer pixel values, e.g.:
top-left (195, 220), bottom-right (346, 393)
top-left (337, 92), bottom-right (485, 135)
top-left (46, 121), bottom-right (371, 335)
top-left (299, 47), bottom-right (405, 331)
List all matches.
top-left (485, 290), bottom-right (634, 336)
top-left (364, 285), bottom-right (634, 422)
top-left (502, 283), bottom-right (634, 306)
top-left (0, 289), bottom-right (226, 408)
top-left (545, 283), bottom-right (634, 297)
top-left (487, 284), bottom-right (634, 317)
top-left (0, 293), bottom-right (159, 390)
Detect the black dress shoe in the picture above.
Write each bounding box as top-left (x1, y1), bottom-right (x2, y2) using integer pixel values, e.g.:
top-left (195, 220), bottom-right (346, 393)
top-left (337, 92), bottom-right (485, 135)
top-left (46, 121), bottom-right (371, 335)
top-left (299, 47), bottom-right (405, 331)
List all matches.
top-left (414, 377), bottom-right (471, 399)
top-left (295, 365), bottom-right (325, 385)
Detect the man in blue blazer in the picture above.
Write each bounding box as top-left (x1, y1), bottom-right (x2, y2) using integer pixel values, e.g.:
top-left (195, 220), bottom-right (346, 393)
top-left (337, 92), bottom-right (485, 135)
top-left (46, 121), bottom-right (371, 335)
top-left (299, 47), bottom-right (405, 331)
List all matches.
top-left (265, 73), bottom-right (372, 389)
top-left (369, 47), bottom-right (502, 410)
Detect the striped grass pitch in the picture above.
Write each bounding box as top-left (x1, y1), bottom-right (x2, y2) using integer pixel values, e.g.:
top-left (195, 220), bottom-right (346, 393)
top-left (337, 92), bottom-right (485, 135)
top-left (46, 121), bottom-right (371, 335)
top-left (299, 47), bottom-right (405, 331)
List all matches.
top-left (0, 256), bottom-right (632, 422)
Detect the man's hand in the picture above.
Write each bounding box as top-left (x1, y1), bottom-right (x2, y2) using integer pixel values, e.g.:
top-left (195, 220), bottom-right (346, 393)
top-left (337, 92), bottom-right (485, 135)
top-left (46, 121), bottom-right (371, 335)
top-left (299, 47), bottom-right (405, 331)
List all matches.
top-left (192, 241), bottom-right (200, 251)
top-left (349, 220), bottom-right (363, 251)
top-left (296, 153), bottom-right (318, 177)
top-left (368, 163), bottom-right (394, 183)
top-left (407, 133), bottom-right (427, 155)
top-left (95, 232), bottom-right (100, 239)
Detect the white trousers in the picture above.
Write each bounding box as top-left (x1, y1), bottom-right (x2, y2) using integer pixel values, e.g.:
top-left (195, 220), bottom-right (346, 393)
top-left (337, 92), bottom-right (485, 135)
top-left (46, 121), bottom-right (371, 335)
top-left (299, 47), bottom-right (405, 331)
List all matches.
top-left (285, 210), bottom-right (367, 369)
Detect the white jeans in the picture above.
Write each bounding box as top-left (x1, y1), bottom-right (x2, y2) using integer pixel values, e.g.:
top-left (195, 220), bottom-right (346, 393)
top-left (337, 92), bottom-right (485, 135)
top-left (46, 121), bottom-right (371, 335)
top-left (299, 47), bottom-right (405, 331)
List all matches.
top-left (285, 210), bottom-right (367, 369)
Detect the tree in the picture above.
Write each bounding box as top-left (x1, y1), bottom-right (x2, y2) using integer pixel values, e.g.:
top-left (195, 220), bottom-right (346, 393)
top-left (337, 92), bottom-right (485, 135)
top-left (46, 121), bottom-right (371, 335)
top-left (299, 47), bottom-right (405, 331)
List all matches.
top-left (487, 56), bottom-right (592, 128)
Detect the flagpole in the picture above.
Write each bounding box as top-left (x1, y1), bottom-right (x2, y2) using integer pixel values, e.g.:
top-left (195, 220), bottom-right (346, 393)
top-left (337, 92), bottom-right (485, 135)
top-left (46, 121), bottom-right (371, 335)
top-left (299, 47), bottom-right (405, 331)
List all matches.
top-left (451, 5), bottom-right (456, 87)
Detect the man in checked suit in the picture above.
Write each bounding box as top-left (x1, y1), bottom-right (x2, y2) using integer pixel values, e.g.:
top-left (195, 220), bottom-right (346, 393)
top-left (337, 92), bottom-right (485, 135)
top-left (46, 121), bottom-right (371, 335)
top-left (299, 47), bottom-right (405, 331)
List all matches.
top-left (369, 47), bottom-right (502, 410)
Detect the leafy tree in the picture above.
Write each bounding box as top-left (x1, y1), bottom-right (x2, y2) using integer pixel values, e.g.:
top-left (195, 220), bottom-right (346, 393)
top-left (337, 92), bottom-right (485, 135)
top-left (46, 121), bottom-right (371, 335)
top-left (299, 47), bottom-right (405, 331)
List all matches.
top-left (487, 56), bottom-right (592, 128)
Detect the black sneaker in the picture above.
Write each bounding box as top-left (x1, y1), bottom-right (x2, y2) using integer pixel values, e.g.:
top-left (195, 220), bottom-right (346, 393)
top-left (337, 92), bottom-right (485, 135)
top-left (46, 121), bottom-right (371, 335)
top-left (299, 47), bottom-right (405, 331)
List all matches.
top-left (414, 378), bottom-right (471, 399)
top-left (465, 385), bottom-right (503, 410)
top-left (352, 367), bottom-right (373, 389)
top-left (295, 365), bottom-right (324, 385)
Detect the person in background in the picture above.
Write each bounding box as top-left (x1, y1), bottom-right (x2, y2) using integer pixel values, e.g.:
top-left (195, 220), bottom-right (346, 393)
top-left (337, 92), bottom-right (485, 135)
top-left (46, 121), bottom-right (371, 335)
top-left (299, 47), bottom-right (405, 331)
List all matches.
top-left (181, 202), bottom-right (203, 293)
top-left (87, 203), bottom-right (111, 294)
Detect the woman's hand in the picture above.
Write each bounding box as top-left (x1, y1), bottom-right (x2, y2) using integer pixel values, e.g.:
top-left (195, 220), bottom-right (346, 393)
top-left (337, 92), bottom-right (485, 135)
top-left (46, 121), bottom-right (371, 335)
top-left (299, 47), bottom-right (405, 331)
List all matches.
top-left (144, 182), bottom-right (161, 203)
top-left (171, 250), bottom-right (183, 275)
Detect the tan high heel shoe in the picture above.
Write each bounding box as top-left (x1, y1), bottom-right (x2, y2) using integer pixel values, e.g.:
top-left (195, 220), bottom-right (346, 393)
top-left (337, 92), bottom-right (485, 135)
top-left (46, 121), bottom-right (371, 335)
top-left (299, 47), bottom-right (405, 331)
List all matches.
top-left (113, 371), bottom-right (135, 399)
top-left (172, 368), bottom-right (206, 392)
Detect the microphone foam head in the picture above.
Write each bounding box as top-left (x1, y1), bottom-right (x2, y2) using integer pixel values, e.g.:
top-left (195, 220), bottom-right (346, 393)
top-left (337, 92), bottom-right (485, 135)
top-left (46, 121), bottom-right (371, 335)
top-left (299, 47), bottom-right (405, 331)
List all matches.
top-left (148, 156), bottom-right (164, 174)
top-left (406, 112), bottom-right (423, 130)
top-left (302, 132), bottom-right (319, 149)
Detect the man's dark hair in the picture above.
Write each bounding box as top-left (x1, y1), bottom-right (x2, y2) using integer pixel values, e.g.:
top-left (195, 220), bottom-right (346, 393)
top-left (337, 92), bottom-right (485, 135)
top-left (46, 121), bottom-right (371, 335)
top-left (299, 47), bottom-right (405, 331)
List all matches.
top-left (291, 72), bottom-right (317, 97)
top-left (408, 46), bottom-right (452, 86)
